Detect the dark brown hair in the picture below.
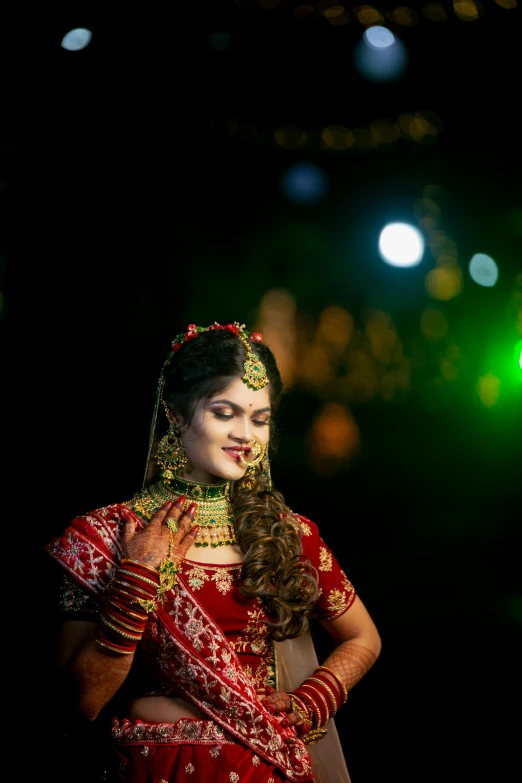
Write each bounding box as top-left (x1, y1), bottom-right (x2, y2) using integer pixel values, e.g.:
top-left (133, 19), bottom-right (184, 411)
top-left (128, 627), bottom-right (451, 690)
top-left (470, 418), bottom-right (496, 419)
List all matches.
top-left (162, 328), bottom-right (319, 640)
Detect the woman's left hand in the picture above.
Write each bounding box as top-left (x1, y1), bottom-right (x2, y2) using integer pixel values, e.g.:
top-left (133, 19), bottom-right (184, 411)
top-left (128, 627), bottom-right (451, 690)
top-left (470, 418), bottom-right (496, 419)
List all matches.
top-left (260, 687), bottom-right (310, 732)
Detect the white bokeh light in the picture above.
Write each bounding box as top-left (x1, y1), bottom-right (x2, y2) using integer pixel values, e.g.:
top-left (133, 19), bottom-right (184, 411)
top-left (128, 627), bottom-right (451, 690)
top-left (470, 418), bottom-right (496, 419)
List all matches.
top-left (378, 223), bottom-right (424, 267)
top-left (353, 26), bottom-right (408, 83)
top-left (61, 28), bottom-right (92, 51)
top-left (469, 253), bottom-right (499, 287)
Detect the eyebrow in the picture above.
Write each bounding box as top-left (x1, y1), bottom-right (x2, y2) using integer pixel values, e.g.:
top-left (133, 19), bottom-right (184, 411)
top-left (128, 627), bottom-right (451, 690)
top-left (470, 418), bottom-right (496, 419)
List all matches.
top-left (210, 399), bottom-right (271, 415)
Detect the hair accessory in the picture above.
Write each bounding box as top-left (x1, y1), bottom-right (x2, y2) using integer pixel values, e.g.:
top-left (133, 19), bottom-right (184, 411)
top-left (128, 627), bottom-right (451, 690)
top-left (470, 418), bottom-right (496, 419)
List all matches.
top-left (164, 321), bottom-right (269, 391)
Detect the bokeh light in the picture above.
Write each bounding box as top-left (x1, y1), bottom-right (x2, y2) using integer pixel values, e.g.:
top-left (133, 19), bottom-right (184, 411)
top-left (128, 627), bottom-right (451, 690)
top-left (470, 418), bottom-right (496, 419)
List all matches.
top-left (279, 162), bottom-right (329, 204)
top-left (420, 307), bottom-right (449, 341)
top-left (61, 28), bottom-right (92, 51)
top-left (353, 26), bottom-right (408, 83)
top-left (476, 372), bottom-right (501, 407)
top-left (469, 253), bottom-right (499, 287)
top-left (307, 402), bottom-right (360, 476)
top-left (378, 222), bottom-right (424, 267)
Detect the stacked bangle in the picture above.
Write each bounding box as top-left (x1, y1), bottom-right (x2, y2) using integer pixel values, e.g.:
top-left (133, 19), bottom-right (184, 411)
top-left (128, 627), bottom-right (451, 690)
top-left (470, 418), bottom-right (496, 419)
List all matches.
top-left (315, 665), bottom-right (348, 704)
top-left (291, 665), bottom-right (348, 745)
top-left (93, 559), bottom-right (160, 655)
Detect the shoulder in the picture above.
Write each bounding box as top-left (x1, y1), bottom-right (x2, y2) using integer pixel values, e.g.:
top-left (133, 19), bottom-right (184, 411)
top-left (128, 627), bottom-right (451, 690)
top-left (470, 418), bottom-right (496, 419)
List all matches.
top-left (287, 511), bottom-right (320, 540)
top-left (44, 501), bottom-right (135, 594)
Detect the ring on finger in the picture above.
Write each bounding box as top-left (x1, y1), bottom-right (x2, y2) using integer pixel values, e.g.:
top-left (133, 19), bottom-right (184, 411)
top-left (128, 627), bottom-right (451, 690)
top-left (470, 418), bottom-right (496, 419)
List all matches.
top-left (166, 517), bottom-right (178, 532)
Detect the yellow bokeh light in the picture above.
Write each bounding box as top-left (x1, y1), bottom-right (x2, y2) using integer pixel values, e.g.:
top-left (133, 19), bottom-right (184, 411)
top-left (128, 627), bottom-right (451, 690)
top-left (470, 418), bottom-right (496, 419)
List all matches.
top-left (356, 5), bottom-right (384, 25)
top-left (495, 0), bottom-right (517, 9)
top-left (425, 267), bottom-right (464, 300)
top-left (476, 372), bottom-right (501, 407)
top-left (318, 306), bottom-right (354, 354)
top-left (324, 6), bottom-right (350, 24)
top-left (453, 1), bottom-right (480, 19)
top-left (387, 6), bottom-right (419, 25)
top-left (369, 119), bottom-right (400, 145)
top-left (256, 288), bottom-right (297, 387)
top-left (420, 307), bottom-right (449, 341)
top-left (321, 125), bottom-right (354, 151)
top-left (308, 402), bottom-right (360, 475)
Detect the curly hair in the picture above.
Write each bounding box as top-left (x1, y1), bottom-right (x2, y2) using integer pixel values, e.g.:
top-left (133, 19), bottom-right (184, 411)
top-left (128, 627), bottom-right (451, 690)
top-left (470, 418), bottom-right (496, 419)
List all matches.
top-left (162, 327), bottom-right (319, 640)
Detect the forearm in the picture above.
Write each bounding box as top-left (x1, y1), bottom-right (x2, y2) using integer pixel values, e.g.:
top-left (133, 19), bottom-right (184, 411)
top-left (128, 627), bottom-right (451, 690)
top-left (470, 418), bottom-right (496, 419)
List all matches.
top-left (66, 558), bottom-right (161, 721)
top-left (282, 638), bottom-right (380, 742)
top-left (319, 638), bottom-right (379, 696)
top-left (67, 634), bottom-right (135, 720)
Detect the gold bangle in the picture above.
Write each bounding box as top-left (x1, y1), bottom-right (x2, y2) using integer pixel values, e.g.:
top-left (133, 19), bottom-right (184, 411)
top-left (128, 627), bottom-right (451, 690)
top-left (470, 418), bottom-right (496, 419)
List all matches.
top-left (299, 688), bottom-right (330, 728)
top-left (105, 609), bottom-right (146, 634)
top-left (118, 569), bottom-right (159, 589)
top-left (99, 616), bottom-right (143, 641)
top-left (305, 677), bottom-right (338, 715)
top-left (301, 728), bottom-right (328, 746)
top-left (92, 634), bottom-right (135, 655)
top-left (107, 599), bottom-right (148, 622)
top-left (316, 666), bottom-right (348, 704)
top-left (120, 558), bottom-right (159, 577)
top-left (290, 695), bottom-right (310, 722)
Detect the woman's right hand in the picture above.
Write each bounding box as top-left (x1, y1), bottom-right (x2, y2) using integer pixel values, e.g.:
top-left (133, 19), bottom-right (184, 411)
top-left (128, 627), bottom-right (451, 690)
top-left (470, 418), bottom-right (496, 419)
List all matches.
top-left (121, 495), bottom-right (198, 571)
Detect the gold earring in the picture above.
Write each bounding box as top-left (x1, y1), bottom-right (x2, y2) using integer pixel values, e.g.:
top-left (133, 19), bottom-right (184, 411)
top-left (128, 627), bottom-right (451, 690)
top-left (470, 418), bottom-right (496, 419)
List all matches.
top-left (156, 423), bottom-right (187, 481)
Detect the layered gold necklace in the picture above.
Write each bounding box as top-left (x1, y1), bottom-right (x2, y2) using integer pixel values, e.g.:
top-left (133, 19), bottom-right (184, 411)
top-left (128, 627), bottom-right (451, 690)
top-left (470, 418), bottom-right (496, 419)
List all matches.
top-left (129, 476), bottom-right (237, 548)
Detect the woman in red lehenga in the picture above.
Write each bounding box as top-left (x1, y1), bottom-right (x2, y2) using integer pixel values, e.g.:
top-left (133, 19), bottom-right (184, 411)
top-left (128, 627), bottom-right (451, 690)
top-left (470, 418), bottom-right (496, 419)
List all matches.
top-left (45, 321), bottom-right (382, 783)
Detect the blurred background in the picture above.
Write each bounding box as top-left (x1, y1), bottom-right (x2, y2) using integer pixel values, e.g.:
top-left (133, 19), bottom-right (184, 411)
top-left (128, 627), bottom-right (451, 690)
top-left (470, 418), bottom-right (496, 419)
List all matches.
top-left (2, 2), bottom-right (521, 782)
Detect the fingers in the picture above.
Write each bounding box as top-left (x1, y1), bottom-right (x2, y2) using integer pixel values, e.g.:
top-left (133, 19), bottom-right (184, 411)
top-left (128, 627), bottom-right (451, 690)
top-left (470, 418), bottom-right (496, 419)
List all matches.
top-left (120, 513), bottom-right (136, 548)
top-left (169, 501), bottom-right (198, 538)
top-left (149, 495), bottom-right (187, 527)
top-left (261, 691), bottom-right (292, 714)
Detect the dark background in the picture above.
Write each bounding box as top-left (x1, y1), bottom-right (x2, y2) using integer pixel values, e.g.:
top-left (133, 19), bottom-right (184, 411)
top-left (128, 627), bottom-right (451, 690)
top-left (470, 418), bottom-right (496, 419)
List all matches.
top-left (3, 2), bottom-right (521, 782)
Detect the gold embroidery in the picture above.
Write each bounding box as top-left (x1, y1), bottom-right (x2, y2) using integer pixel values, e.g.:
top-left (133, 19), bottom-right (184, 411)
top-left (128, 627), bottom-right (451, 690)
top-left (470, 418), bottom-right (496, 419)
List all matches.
top-left (299, 520), bottom-right (312, 536)
top-left (325, 571), bottom-right (356, 618)
top-left (230, 773), bottom-right (239, 782)
top-left (185, 564), bottom-right (210, 591)
top-left (327, 588), bottom-right (348, 614)
top-left (230, 600), bottom-right (275, 690)
top-left (209, 746), bottom-right (221, 757)
top-left (319, 546), bottom-right (333, 571)
top-left (182, 562), bottom-right (241, 594)
top-left (211, 570), bottom-right (235, 595)
top-left (185, 762), bottom-right (195, 774)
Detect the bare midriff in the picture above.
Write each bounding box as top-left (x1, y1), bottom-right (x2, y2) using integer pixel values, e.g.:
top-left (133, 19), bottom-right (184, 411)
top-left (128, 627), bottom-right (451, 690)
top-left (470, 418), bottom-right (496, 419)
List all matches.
top-left (128, 695), bottom-right (208, 722)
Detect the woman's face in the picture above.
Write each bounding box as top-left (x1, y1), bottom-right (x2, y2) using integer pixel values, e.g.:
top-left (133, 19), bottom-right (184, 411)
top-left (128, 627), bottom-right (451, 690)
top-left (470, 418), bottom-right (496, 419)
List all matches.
top-left (177, 377), bottom-right (271, 484)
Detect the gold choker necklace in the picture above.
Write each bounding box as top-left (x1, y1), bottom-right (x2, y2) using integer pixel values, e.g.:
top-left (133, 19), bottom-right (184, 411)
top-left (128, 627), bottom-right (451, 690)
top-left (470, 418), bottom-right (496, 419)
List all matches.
top-left (130, 476), bottom-right (237, 548)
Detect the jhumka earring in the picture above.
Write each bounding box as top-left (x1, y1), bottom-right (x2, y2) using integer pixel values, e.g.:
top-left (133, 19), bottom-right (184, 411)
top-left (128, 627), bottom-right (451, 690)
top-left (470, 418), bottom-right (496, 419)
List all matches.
top-left (155, 402), bottom-right (187, 482)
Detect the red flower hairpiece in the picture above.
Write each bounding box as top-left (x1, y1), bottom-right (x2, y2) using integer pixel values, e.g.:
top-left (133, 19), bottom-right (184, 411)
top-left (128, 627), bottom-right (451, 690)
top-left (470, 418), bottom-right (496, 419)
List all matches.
top-left (164, 321), bottom-right (268, 390)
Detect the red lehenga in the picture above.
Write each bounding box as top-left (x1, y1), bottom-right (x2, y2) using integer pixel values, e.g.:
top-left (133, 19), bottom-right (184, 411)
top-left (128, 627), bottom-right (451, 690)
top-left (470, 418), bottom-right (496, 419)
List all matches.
top-left (45, 502), bottom-right (356, 783)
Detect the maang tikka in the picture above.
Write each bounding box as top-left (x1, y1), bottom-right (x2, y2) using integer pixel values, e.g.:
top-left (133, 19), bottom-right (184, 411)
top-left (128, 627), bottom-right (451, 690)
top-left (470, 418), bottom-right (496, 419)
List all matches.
top-left (155, 399), bottom-right (187, 481)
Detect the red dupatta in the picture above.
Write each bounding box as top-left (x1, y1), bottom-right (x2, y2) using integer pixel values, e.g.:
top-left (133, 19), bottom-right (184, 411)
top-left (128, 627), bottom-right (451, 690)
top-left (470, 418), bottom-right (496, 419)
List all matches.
top-left (45, 503), bottom-right (314, 782)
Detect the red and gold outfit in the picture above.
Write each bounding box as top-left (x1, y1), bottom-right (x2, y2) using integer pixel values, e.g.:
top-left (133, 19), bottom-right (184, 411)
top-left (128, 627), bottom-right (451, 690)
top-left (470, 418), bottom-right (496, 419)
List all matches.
top-left (46, 504), bottom-right (356, 782)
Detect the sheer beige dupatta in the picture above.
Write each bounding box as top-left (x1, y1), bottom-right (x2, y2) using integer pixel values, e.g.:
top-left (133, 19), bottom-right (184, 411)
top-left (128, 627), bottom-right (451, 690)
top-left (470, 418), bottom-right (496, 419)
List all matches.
top-left (276, 633), bottom-right (351, 783)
